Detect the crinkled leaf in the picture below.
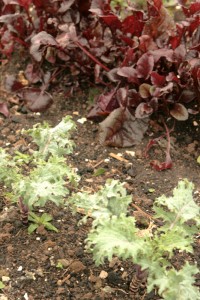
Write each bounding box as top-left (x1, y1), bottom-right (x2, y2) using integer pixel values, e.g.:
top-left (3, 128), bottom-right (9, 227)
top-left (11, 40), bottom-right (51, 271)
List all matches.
top-left (154, 229), bottom-right (194, 255)
top-left (99, 107), bottom-right (149, 147)
top-left (25, 115), bottom-right (76, 158)
top-left (69, 179), bottom-right (132, 220)
top-left (151, 262), bottom-right (199, 300)
top-left (21, 88), bottom-right (53, 112)
top-left (86, 215), bottom-right (144, 265)
top-left (154, 179), bottom-right (200, 223)
top-left (170, 103), bottom-right (189, 121)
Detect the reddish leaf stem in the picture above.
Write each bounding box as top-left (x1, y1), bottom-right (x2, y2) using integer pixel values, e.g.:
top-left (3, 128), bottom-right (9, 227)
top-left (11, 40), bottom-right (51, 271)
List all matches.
top-left (74, 40), bottom-right (110, 72)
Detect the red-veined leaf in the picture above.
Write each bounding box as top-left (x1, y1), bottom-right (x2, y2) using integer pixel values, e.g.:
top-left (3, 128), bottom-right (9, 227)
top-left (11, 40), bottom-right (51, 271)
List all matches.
top-left (136, 53), bottom-right (154, 79)
top-left (99, 107), bottom-right (149, 147)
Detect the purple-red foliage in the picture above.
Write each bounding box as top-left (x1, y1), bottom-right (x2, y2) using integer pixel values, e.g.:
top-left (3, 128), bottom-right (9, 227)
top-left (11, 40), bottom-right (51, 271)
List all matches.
top-left (0, 0), bottom-right (200, 170)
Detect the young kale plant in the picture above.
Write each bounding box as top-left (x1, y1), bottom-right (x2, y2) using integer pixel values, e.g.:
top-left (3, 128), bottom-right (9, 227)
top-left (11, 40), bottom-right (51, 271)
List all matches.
top-left (69, 179), bottom-right (200, 300)
top-left (0, 116), bottom-right (79, 232)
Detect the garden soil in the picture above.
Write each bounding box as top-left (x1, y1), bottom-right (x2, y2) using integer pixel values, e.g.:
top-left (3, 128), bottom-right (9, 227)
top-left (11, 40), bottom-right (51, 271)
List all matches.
top-left (0, 60), bottom-right (200, 300)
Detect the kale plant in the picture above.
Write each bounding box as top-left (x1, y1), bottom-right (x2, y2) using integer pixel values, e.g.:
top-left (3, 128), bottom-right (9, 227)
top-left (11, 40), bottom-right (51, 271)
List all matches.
top-left (69, 179), bottom-right (200, 300)
top-left (0, 116), bottom-right (79, 227)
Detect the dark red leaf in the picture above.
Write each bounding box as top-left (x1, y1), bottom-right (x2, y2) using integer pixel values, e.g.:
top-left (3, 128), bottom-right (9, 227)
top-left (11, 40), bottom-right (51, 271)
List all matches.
top-left (21, 88), bottom-right (53, 112)
top-left (182, 2), bottom-right (200, 17)
top-left (100, 15), bottom-right (122, 31)
top-left (166, 72), bottom-right (179, 83)
top-left (99, 107), bottom-right (149, 147)
top-left (147, 0), bottom-right (162, 17)
top-left (98, 89), bottom-right (118, 112)
top-left (151, 71), bottom-right (166, 87)
top-left (136, 53), bottom-right (154, 79)
top-left (87, 89), bottom-right (119, 120)
top-left (0, 102), bottom-right (9, 117)
top-left (122, 12), bottom-right (144, 37)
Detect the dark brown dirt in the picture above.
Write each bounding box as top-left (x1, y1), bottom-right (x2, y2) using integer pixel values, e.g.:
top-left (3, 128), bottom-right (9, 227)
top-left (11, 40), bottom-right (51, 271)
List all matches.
top-left (0, 60), bottom-right (200, 300)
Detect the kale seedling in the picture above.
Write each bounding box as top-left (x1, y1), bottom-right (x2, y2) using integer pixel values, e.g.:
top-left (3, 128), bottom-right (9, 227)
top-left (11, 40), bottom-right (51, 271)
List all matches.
top-left (69, 179), bottom-right (200, 300)
top-left (0, 116), bottom-right (79, 229)
top-left (28, 212), bottom-right (58, 234)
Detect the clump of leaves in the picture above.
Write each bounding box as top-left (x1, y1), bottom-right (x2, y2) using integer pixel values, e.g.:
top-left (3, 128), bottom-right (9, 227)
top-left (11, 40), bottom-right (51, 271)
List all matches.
top-left (69, 179), bottom-right (200, 299)
top-left (0, 116), bottom-right (79, 228)
top-left (88, 0), bottom-right (200, 148)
